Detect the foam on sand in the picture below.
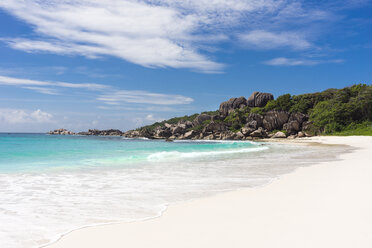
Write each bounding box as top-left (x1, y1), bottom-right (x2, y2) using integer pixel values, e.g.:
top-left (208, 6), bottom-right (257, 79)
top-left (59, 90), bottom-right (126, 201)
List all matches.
top-left (147, 146), bottom-right (268, 161)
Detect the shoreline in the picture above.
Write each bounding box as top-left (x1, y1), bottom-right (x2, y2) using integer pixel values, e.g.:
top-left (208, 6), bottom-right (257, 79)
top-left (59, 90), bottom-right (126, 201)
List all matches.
top-left (46, 136), bottom-right (372, 248)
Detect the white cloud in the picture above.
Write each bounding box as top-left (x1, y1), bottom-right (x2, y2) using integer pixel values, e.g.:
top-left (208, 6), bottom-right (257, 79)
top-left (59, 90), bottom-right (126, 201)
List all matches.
top-left (0, 0), bottom-right (227, 72)
top-left (0, 0), bottom-right (340, 72)
top-left (96, 105), bottom-right (181, 112)
top-left (239, 30), bottom-right (311, 50)
top-left (0, 109), bottom-right (53, 124)
top-left (264, 57), bottom-right (344, 66)
top-left (0, 75), bottom-right (194, 106)
top-left (0, 75), bottom-right (108, 90)
top-left (21, 87), bottom-right (59, 95)
top-left (97, 90), bottom-right (194, 105)
top-left (145, 114), bottom-right (163, 122)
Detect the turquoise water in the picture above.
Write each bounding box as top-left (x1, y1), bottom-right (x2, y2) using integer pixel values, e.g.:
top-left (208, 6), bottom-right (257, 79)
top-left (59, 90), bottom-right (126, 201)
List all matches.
top-left (0, 133), bottom-right (346, 248)
top-left (0, 133), bottom-right (262, 172)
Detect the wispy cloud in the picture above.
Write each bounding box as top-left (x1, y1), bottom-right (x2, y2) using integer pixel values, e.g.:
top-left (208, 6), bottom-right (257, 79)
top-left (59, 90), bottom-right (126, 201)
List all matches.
top-left (21, 87), bottom-right (59, 95)
top-left (0, 75), bottom-right (194, 106)
top-left (239, 30), bottom-right (311, 50)
top-left (0, 108), bottom-right (53, 124)
top-left (145, 114), bottom-right (164, 122)
top-left (0, 0), bottom-right (227, 72)
top-left (0, 75), bottom-right (108, 90)
top-left (97, 90), bottom-right (194, 105)
top-left (264, 57), bottom-right (344, 66)
top-left (0, 0), bottom-right (347, 71)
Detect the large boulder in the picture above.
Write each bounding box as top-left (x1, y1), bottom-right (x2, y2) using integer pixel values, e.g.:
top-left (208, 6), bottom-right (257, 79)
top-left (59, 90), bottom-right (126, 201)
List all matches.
top-left (288, 112), bottom-right (308, 125)
top-left (280, 112), bottom-right (308, 135)
top-left (138, 129), bottom-right (152, 138)
top-left (177, 120), bottom-right (193, 128)
top-left (241, 126), bottom-right (255, 136)
top-left (297, 131), bottom-right (306, 138)
top-left (123, 130), bottom-right (140, 138)
top-left (302, 121), bottom-right (319, 136)
top-left (263, 110), bottom-right (290, 131)
top-left (221, 131), bottom-right (237, 140)
top-left (219, 97), bottom-right (247, 116)
top-left (235, 131), bottom-right (245, 140)
top-left (246, 113), bottom-right (264, 129)
top-left (171, 125), bottom-right (186, 135)
top-left (154, 126), bottom-right (172, 138)
top-left (211, 115), bottom-right (223, 122)
top-left (203, 134), bottom-right (215, 140)
top-left (250, 127), bottom-right (268, 138)
top-left (247, 92), bottom-right (274, 107)
top-left (192, 114), bottom-right (212, 126)
top-left (182, 130), bottom-right (198, 139)
top-left (272, 131), bottom-right (287, 138)
top-left (203, 122), bottom-right (228, 133)
top-left (283, 121), bottom-right (301, 135)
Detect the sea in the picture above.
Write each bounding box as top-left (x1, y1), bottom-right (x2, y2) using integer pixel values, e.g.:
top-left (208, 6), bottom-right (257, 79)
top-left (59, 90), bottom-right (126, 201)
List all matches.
top-left (0, 133), bottom-right (349, 248)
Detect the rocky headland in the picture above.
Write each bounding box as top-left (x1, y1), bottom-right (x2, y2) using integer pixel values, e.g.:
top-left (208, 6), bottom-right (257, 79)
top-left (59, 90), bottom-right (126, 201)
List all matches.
top-left (48, 129), bottom-right (123, 136)
top-left (124, 91), bottom-right (315, 140)
top-left (48, 84), bottom-right (372, 140)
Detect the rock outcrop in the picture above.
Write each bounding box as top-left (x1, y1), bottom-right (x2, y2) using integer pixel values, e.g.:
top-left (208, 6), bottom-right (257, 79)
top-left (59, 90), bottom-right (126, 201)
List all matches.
top-left (192, 114), bottom-right (212, 126)
top-left (203, 122), bottom-right (228, 133)
top-left (59, 90), bottom-right (317, 141)
top-left (250, 127), bottom-right (268, 138)
top-left (78, 129), bottom-right (123, 136)
top-left (246, 113), bottom-right (264, 129)
top-left (219, 97), bottom-right (247, 116)
top-left (302, 121), bottom-right (318, 136)
top-left (283, 112), bottom-right (309, 135)
top-left (48, 129), bottom-right (75, 135)
top-left (262, 110), bottom-right (290, 131)
top-left (272, 131), bottom-right (287, 138)
top-left (247, 92), bottom-right (274, 107)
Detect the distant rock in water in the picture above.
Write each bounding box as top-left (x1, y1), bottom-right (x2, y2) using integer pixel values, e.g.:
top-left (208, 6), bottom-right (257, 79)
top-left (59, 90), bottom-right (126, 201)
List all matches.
top-left (48, 129), bottom-right (124, 136)
top-left (48, 129), bottom-right (75, 135)
top-left (77, 129), bottom-right (123, 136)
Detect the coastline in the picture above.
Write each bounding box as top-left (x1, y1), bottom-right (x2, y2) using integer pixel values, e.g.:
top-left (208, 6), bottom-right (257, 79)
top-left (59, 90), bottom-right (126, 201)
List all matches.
top-left (47, 136), bottom-right (372, 248)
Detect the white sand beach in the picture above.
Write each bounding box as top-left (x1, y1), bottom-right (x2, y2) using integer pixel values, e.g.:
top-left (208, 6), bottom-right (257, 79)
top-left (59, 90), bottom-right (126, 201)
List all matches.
top-left (47, 136), bottom-right (372, 248)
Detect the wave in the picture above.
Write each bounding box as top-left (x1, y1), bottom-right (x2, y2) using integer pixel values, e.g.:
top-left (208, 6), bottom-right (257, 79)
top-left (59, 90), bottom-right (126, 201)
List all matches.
top-left (172, 139), bottom-right (256, 144)
top-left (122, 137), bottom-right (149, 140)
top-left (147, 146), bottom-right (268, 161)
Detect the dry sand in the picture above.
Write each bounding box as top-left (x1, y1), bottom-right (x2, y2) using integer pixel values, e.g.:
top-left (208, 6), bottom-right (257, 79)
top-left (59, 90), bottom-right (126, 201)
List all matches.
top-left (47, 136), bottom-right (372, 248)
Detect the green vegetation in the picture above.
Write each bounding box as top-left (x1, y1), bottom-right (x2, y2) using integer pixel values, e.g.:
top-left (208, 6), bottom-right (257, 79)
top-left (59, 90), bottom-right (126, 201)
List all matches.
top-left (201, 110), bottom-right (219, 116)
top-left (136, 113), bottom-right (199, 132)
top-left (264, 94), bottom-right (292, 112)
top-left (135, 84), bottom-right (372, 136)
top-left (249, 84), bottom-right (372, 135)
top-left (309, 84), bottom-right (372, 134)
top-left (190, 124), bottom-right (204, 132)
top-left (327, 121), bottom-right (372, 136)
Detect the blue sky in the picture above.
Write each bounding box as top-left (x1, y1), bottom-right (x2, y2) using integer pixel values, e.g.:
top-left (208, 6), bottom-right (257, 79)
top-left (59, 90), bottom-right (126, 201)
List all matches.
top-left (0, 0), bottom-right (371, 132)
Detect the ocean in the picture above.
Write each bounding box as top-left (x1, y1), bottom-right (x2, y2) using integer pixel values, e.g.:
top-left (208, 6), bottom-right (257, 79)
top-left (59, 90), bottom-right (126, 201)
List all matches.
top-left (0, 133), bottom-right (348, 248)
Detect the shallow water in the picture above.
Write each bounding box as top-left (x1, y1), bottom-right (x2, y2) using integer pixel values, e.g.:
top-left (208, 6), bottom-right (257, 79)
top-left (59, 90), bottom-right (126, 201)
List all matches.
top-left (0, 134), bottom-right (349, 248)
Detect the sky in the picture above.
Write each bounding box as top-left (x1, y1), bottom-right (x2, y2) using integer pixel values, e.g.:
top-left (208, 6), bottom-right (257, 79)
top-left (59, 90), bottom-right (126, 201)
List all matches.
top-left (0, 0), bottom-right (371, 132)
